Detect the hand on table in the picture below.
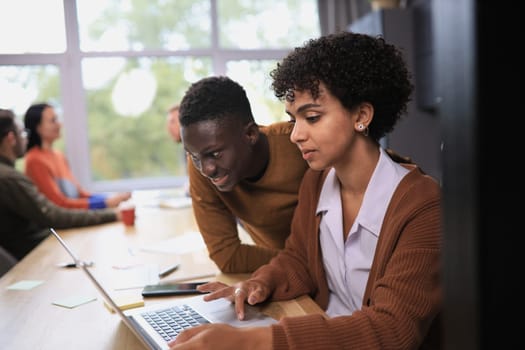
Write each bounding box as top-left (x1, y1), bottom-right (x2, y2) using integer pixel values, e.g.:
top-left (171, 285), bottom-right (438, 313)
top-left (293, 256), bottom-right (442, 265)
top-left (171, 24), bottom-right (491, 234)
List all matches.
top-left (105, 192), bottom-right (132, 208)
top-left (167, 323), bottom-right (271, 350)
top-left (197, 280), bottom-right (272, 320)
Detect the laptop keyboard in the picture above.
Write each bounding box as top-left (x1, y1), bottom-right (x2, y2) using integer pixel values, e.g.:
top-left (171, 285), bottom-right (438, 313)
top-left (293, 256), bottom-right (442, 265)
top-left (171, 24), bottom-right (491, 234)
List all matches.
top-left (141, 304), bottom-right (210, 341)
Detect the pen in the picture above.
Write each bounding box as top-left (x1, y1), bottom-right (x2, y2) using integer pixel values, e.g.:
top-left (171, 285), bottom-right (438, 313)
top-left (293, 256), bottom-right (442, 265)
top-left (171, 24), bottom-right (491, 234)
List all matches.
top-left (57, 261), bottom-right (94, 268)
top-left (158, 263), bottom-right (180, 278)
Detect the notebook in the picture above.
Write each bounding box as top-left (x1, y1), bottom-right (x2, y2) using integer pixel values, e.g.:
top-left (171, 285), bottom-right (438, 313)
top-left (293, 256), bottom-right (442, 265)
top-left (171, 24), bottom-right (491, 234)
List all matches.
top-left (49, 228), bottom-right (277, 350)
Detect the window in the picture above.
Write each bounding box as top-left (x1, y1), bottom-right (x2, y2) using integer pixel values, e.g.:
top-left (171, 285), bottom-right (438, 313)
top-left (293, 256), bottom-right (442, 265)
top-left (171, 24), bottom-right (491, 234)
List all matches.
top-left (0, 0), bottom-right (66, 54)
top-left (0, 0), bottom-right (320, 191)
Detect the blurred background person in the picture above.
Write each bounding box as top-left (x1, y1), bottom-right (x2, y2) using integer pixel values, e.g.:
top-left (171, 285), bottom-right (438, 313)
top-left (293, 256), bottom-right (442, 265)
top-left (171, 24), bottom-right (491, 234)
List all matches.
top-left (166, 103), bottom-right (182, 143)
top-left (0, 108), bottom-right (120, 261)
top-left (167, 103), bottom-right (190, 196)
top-left (23, 103), bottom-right (131, 209)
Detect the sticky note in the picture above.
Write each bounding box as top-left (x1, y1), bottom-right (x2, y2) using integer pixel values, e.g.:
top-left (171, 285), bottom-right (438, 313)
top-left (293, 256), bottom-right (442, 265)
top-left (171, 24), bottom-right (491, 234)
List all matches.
top-left (103, 294), bottom-right (144, 313)
top-left (6, 280), bottom-right (44, 290)
top-left (52, 295), bottom-right (97, 309)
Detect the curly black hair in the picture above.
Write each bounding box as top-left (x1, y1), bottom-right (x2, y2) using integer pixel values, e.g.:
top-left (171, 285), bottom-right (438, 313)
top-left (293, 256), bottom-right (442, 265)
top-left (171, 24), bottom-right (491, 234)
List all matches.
top-left (270, 31), bottom-right (413, 141)
top-left (179, 76), bottom-right (255, 128)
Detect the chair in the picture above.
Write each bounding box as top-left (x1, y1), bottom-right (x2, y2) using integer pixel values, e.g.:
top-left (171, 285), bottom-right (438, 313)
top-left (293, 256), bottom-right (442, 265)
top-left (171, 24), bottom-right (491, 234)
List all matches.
top-left (0, 246), bottom-right (17, 277)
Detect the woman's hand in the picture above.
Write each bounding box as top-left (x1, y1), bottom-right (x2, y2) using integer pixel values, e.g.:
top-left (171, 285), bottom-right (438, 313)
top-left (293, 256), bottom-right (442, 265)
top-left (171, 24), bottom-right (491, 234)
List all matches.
top-left (197, 280), bottom-right (271, 320)
top-left (105, 192), bottom-right (132, 208)
top-left (167, 324), bottom-right (272, 350)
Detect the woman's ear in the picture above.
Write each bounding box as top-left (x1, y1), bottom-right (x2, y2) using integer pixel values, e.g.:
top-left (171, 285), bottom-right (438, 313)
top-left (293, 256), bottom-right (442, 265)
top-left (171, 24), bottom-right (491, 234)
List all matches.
top-left (354, 102), bottom-right (373, 131)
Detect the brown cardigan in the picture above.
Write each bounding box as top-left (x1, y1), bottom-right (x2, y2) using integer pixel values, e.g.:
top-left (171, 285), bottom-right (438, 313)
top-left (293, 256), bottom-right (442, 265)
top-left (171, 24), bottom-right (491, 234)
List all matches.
top-left (251, 164), bottom-right (442, 349)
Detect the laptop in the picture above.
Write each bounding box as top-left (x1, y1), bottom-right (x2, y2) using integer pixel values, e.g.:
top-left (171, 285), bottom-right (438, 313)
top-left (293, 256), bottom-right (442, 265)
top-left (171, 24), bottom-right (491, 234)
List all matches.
top-left (49, 228), bottom-right (277, 350)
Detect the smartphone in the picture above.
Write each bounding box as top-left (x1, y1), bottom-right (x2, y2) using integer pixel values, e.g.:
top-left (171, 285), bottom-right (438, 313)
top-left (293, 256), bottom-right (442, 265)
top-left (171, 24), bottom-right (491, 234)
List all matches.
top-left (141, 282), bottom-right (208, 297)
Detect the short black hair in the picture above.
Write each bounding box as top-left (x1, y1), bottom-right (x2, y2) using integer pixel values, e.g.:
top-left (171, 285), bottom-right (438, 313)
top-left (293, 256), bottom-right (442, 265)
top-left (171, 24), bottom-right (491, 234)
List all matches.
top-left (0, 109), bottom-right (17, 140)
top-left (24, 102), bottom-right (51, 150)
top-left (270, 31), bottom-right (413, 141)
top-left (179, 76), bottom-right (255, 128)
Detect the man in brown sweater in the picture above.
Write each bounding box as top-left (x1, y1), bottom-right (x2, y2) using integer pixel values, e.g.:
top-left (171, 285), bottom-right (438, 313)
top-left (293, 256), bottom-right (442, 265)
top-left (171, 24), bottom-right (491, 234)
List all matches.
top-left (0, 109), bottom-right (119, 261)
top-left (179, 76), bottom-right (309, 273)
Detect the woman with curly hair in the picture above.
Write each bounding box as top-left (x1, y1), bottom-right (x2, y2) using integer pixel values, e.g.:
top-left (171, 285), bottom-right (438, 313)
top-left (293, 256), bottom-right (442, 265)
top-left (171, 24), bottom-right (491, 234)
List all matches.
top-left (168, 31), bottom-right (442, 350)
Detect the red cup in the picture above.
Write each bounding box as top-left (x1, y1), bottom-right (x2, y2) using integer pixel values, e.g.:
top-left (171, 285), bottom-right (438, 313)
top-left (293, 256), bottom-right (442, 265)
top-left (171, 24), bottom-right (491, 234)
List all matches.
top-left (120, 205), bottom-right (135, 226)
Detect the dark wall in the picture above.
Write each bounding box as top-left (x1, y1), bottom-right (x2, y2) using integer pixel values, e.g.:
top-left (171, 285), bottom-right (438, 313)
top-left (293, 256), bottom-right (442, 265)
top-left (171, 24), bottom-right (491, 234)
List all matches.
top-left (350, 0), bottom-right (521, 347)
top-left (435, 0), bottom-right (520, 348)
top-left (385, 3), bottom-right (441, 182)
top-left (434, 1), bottom-right (479, 348)
top-left (342, 1), bottom-right (521, 346)
top-left (349, 5), bottom-right (442, 182)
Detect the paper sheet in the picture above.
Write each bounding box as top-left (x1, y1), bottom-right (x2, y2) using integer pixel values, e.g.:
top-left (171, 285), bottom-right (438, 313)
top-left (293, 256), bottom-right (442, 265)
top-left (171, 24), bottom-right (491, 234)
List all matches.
top-left (112, 263), bottom-right (160, 290)
top-left (140, 231), bottom-right (206, 255)
top-left (52, 295), bottom-right (97, 309)
top-left (158, 196), bottom-right (192, 209)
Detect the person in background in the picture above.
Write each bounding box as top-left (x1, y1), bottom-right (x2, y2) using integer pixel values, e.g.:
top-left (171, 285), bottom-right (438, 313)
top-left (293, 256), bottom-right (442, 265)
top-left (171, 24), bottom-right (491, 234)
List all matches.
top-left (23, 103), bottom-right (131, 209)
top-left (166, 103), bottom-right (182, 143)
top-left (166, 103), bottom-right (190, 196)
top-left (169, 32), bottom-right (442, 350)
top-left (178, 76), bottom-right (309, 273)
top-left (0, 109), bottom-right (120, 261)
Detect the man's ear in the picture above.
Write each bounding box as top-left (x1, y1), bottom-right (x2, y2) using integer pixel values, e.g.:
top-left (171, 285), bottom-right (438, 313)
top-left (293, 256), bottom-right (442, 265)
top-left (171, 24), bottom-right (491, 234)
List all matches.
top-left (6, 130), bottom-right (17, 146)
top-left (243, 121), bottom-right (259, 145)
top-left (0, 130), bottom-right (16, 152)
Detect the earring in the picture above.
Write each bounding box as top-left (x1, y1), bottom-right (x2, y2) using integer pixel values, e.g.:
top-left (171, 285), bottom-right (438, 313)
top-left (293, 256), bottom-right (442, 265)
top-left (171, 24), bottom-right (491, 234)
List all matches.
top-left (358, 123), bottom-right (364, 130)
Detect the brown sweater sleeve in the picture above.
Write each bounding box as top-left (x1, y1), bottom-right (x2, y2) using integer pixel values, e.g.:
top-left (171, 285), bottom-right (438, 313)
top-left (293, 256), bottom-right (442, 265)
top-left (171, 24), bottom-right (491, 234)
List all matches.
top-left (189, 163), bottom-right (280, 273)
top-left (250, 169), bottom-right (326, 300)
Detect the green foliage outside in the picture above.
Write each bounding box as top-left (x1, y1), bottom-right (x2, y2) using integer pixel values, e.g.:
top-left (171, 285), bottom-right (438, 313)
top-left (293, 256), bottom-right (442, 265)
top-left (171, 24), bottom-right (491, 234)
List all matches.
top-left (86, 57), bottom-right (212, 181)
top-left (12, 0), bottom-right (319, 183)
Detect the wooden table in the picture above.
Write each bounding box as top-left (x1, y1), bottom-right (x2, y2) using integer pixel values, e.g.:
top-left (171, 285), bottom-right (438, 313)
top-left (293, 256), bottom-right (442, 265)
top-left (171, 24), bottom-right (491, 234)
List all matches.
top-left (0, 196), bottom-right (325, 349)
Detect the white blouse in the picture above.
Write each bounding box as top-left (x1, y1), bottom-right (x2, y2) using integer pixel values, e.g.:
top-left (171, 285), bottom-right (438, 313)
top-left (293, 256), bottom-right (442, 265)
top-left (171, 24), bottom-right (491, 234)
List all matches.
top-left (317, 147), bottom-right (410, 316)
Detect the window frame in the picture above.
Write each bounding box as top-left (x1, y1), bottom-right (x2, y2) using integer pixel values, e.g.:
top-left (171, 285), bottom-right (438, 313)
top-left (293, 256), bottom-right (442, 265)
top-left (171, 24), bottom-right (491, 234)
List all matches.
top-left (0, 0), bottom-right (314, 192)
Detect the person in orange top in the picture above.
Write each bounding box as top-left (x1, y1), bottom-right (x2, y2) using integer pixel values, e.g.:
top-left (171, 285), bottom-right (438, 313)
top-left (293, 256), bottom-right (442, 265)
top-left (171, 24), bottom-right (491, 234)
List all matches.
top-left (23, 103), bottom-right (131, 209)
